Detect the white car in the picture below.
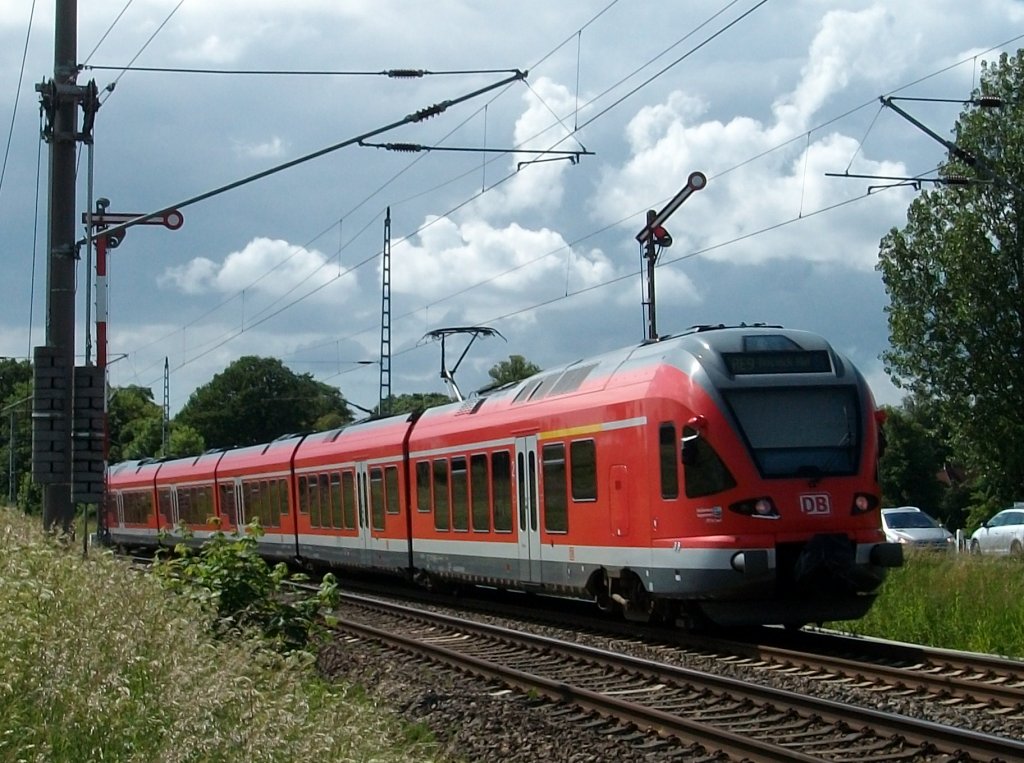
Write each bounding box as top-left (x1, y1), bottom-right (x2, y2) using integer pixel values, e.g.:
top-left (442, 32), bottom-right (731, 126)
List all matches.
top-left (969, 505), bottom-right (1024, 555)
top-left (880, 506), bottom-right (954, 551)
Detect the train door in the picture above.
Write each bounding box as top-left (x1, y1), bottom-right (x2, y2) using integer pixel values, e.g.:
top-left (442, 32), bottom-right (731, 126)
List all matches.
top-left (355, 462), bottom-right (372, 565)
top-left (515, 435), bottom-right (543, 584)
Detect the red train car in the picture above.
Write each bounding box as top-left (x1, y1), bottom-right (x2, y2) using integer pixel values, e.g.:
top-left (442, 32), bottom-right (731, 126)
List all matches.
top-left (105, 325), bottom-right (902, 628)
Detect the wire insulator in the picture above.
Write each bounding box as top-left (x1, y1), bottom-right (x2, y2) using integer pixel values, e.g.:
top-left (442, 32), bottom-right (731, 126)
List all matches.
top-left (408, 101), bottom-right (451, 122)
top-left (386, 69), bottom-right (426, 78)
top-left (385, 143), bottom-right (423, 153)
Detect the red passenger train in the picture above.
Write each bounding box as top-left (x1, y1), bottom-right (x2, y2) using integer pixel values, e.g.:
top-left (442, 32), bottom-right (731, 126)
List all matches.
top-left (105, 324), bottom-right (902, 628)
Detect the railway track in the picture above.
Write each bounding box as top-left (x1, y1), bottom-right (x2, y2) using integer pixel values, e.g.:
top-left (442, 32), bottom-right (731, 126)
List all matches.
top-left (680, 628), bottom-right (1024, 716)
top-left (325, 589), bottom-right (1024, 762)
top-left (325, 577), bottom-right (1024, 724)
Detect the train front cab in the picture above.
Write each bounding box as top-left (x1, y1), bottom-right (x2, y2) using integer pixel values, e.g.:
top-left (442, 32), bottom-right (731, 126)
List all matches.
top-left (648, 330), bottom-right (903, 627)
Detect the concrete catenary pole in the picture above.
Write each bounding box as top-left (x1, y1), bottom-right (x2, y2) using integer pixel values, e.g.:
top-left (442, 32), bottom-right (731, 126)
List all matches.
top-left (38, 0), bottom-right (79, 533)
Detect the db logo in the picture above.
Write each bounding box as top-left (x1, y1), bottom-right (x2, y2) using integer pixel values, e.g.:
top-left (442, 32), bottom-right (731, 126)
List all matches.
top-left (800, 493), bottom-right (832, 515)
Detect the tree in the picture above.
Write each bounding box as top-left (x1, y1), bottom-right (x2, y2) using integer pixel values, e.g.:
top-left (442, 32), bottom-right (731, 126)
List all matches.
top-left (487, 354), bottom-right (541, 386)
top-left (108, 385), bottom-right (162, 463)
top-left (175, 356), bottom-right (352, 448)
top-left (877, 50), bottom-right (1024, 521)
top-left (878, 404), bottom-right (944, 515)
top-left (1, 360), bottom-right (33, 507)
top-left (381, 392), bottom-right (451, 416)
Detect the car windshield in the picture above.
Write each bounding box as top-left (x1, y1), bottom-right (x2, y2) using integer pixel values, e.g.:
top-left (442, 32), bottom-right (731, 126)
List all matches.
top-left (886, 511), bottom-right (938, 529)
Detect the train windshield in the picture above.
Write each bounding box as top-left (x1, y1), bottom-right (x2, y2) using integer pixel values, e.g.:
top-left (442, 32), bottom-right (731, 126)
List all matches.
top-left (722, 387), bottom-right (859, 478)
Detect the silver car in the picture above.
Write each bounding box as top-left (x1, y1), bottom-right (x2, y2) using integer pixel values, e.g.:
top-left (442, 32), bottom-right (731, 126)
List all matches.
top-left (969, 505), bottom-right (1024, 555)
top-left (880, 507), bottom-right (954, 551)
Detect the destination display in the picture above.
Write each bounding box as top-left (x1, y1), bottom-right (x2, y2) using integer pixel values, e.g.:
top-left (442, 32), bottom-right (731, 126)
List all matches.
top-left (722, 350), bottom-right (832, 375)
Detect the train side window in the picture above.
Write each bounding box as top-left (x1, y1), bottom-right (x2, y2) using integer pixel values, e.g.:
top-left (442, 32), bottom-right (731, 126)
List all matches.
top-left (279, 478), bottom-right (289, 518)
top-left (178, 487), bottom-right (193, 525)
top-left (492, 451), bottom-right (512, 532)
top-left (318, 473), bottom-right (331, 529)
top-left (416, 461), bottom-right (431, 513)
top-left (297, 476), bottom-right (309, 514)
top-left (263, 480), bottom-right (275, 528)
top-left (342, 471), bottom-right (356, 529)
top-left (219, 484), bottom-right (235, 526)
top-left (330, 472), bottom-right (343, 528)
top-left (683, 426), bottom-right (737, 498)
top-left (385, 465), bottom-right (400, 516)
top-left (659, 423), bottom-right (680, 499)
top-left (269, 480), bottom-right (282, 528)
top-left (369, 467), bottom-right (386, 530)
top-left (451, 457), bottom-right (469, 531)
top-left (433, 459), bottom-right (450, 531)
top-left (200, 485), bottom-right (214, 523)
top-left (470, 454), bottom-right (490, 532)
top-left (249, 481), bottom-right (264, 527)
top-left (306, 476), bottom-right (321, 528)
top-left (542, 442), bottom-right (568, 533)
top-left (570, 439), bottom-right (597, 501)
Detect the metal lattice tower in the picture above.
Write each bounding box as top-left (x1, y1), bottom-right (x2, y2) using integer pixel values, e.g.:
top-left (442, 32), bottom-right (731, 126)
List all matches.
top-left (162, 358), bottom-right (169, 455)
top-left (379, 208), bottom-right (392, 415)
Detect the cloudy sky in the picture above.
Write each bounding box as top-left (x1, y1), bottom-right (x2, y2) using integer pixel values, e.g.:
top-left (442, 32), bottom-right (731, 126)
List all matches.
top-left (1, 0), bottom-right (1022, 415)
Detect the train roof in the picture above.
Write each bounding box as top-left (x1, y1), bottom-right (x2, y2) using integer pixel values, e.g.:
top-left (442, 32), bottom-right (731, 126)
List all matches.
top-left (416, 324), bottom-right (851, 424)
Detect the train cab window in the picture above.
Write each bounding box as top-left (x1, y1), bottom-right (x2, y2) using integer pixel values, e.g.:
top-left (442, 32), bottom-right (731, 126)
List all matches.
top-left (542, 443), bottom-right (568, 533)
top-left (342, 471), bottom-right (356, 528)
top-left (385, 466), bottom-right (400, 516)
top-left (416, 461), bottom-right (431, 513)
top-left (570, 439), bottom-right (597, 501)
top-left (470, 454), bottom-right (490, 532)
top-left (492, 451), bottom-right (513, 532)
top-left (433, 459), bottom-right (450, 531)
top-left (659, 423), bottom-right (680, 499)
top-left (451, 457), bottom-right (469, 531)
top-left (369, 467), bottom-right (386, 530)
top-left (683, 426), bottom-right (737, 498)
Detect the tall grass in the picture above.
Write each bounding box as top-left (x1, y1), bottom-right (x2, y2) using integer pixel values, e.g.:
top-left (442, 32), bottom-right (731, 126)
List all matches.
top-left (0, 509), bottom-right (441, 763)
top-left (836, 550), bottom-right (1024, 658)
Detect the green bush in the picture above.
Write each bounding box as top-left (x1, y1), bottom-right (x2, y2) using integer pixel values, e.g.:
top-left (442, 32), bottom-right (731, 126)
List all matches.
top-left (153, 520), bottom-right (338, 653)
top-left (0, 508), bottom-right (440, 763)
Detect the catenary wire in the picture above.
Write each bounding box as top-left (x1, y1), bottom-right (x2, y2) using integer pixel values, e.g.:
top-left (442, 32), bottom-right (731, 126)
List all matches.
top-left (0, 0), bottom-right (38, 203)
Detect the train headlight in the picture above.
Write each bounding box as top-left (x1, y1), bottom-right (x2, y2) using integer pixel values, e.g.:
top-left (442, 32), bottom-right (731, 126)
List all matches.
top-left (729, 496), bottom-right (779, 518)
top-left (851, 492), bottom-right (879, 515)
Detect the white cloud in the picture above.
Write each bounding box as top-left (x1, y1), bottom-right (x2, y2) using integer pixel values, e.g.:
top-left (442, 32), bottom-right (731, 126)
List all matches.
top-left (159, 237), bottom-right (358, 302)
top-left (470, 77), bottom-right (583, 219)
top-left (593, 4), bottom-right (921, 271)
top-left (394, 215), bottom-right (615, 321)
top-left (232, 136), bottom-right (287, 160)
